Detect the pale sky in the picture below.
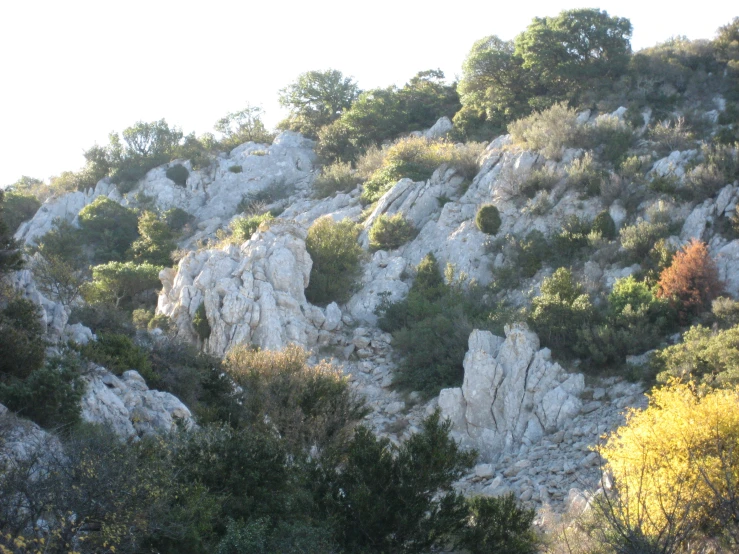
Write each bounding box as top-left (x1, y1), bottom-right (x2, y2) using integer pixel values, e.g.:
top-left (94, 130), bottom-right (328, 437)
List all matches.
top-left (1, 0), bottom-right (736, 187)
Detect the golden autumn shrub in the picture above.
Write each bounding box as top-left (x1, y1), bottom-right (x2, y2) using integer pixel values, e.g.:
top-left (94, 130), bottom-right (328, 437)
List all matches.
top-left (600, 381), bottom-right (739, 548)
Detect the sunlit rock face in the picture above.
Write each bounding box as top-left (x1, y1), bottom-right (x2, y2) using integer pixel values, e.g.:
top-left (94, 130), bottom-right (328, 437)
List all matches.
top-left (439, 325), bottom-right (584, 460)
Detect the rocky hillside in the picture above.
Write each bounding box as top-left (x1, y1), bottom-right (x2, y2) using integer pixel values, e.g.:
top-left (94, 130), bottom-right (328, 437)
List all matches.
top-left (3, 10), bottom-right (739, 553)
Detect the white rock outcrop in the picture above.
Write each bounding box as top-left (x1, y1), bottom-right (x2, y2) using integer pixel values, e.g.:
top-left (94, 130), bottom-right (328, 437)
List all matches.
top-left (80, 367), bottom-right (194, 438)
top-left (134, 131), bottom-right (317, 221)
top-left (157, 220), bottom-right (327, 355)
top-left (14, 181), bottom-right (118, 245)
top-left (439, 325), bottom-right (584, 460)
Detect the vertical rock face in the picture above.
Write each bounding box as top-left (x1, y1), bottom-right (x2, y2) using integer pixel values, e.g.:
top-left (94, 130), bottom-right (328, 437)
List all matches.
top-left (439, 324), bottom-right (584, 460)
top-left (157, 220), bottom-right (327, 356)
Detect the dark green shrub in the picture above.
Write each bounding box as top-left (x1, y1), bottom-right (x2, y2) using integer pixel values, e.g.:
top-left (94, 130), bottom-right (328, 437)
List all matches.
top-left (492, 231), bottom-right (551, 285)
top-left (551, 215), bottom-right (592, 262)
top-left (1, 190), bottom-right (40, 234)
top-left (36, 219), bottom-right (84, 268)
top-left (78, 196), bottom-right (140, 263)
top-left (459, 494), bottom-right (539, 554)
top-left (0, 296), bottom-right (45, 381)
top-left (529, 268), bottom-right (594, 356)
top-left (378, 254), bottom-right (491, 397)
top-left (69, 303), bottom-right (135, 336)
top-left (368, 213), bottom-right (416, 251)
top-left (592, 210), bottom-right (617, 240)
top-left (620, 219), bottom-right (670, 261)
top-left (0, 354), bottom-right (84, 429)
top-left (228, 165), bottom-right (243, 173)
top-left (305, 217), bottom-right (363, 306)
top-left (164, 207), bottom-right (195, 232)
top-left (193, 301), bottom-right (211, 341)
top-left (82, 333), bottom-right (154, 381)
top-left (313, 161), bottom-right (362, 198)
top-left (166, 164), bottom-right (190, 187)
top-left (172, 424), bottom-right (293, 524)
top-left (318, 410), bottom-right (476, 553)
top-left (0, 192), bottom-right (24, 276)
top-left (475, 204), bottom-right (501, 235)
top-left (148, 340), bottom-right (236, 425)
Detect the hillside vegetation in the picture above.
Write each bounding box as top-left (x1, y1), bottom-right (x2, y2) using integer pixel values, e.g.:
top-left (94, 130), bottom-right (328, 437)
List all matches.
top-left (1, 9), bottom-right (739, 553)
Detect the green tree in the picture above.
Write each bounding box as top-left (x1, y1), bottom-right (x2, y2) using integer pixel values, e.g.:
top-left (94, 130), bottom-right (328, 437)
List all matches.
top-left (319, 410), bottom-right (476, 553)
top-left (515, 8), bottom-right (632, 103)
top-left (0, 190), bottom-right (40, 235)
top-left (32, 254), bottom-right (85, 306)
top-left (108, 119), bottom-right (184, 186)
top-left (398, 69), bottom-right (461, 132)
top-left (77, 196), bottom-right (139, 263)
top-left (278, 69), bottom-right (360, 138)
top-left (36, 219), bottom-right (84, 267)
top-left (456, 36), bottom-right (534, 136)
top-left (214, 104), bottom-right (275, 150)
top-left (0, 296), bottom-right (45, 381)
top-left (83, 261), bottom-right (162, 309)
top-left (131, 210), bottom-right (177, 266)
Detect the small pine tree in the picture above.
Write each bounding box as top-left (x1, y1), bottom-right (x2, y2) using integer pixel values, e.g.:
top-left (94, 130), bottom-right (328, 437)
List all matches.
top-left (656, 239), bottom-right (723, 323)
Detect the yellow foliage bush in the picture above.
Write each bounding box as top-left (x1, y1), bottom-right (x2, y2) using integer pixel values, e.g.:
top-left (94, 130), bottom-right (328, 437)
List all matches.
top-left (600, 381), bottom-right (739, 545)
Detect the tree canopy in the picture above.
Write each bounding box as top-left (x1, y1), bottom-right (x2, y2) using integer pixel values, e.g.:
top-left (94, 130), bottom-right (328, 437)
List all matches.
top-left (278, 69), bottom-right (360, 138)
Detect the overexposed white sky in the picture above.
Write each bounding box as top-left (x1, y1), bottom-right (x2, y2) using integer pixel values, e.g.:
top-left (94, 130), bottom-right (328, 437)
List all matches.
top-left (1, 0), bottom-right (736, 186)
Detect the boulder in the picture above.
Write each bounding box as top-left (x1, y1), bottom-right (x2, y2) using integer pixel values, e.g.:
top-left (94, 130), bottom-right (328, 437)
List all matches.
top-left (439, 325), bottom-right (584, 460)
top-left (80, 366), bottom-right (194, 438)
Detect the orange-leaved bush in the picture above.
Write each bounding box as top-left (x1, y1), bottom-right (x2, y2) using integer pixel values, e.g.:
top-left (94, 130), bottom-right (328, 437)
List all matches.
top-left (656, 239), bottom-right (723, 323)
